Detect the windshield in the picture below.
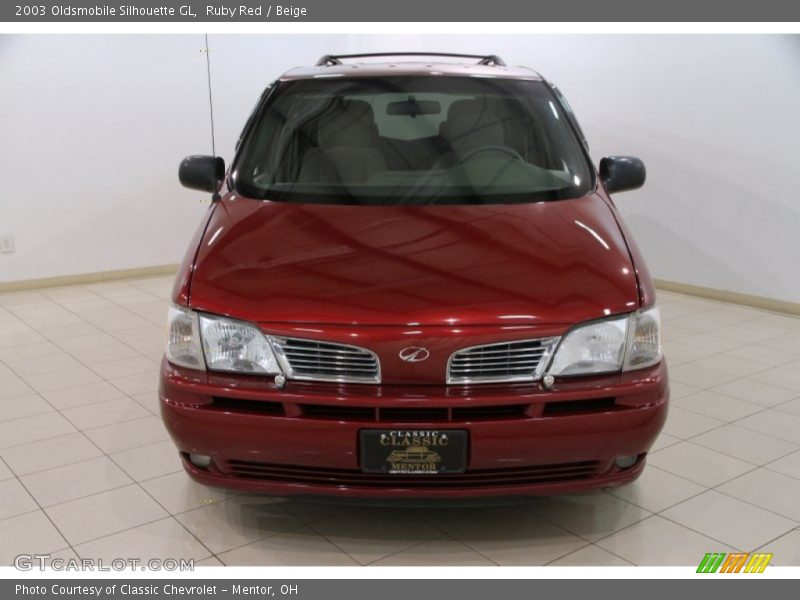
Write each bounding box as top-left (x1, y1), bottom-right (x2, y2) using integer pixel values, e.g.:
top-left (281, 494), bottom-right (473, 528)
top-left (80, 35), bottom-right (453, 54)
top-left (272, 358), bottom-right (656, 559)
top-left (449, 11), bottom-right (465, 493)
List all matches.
top-left (233, 76), bottom-right (593, 205)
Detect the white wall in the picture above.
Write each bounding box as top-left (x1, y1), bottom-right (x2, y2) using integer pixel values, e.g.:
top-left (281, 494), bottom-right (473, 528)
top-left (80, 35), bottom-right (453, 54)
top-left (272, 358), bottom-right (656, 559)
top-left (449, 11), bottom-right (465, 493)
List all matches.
top-left (1, 35), bottom-right (799, 303)
top-left (0, 34), bottom-right (358, 284)
top-left (0, 35), bottom-right (209, 281)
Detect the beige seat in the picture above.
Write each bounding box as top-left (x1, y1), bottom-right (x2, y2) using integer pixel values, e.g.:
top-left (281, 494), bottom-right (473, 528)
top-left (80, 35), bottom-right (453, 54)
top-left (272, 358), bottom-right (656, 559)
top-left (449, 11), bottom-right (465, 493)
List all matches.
top-left (439, 98), bottom-right (508, 158)
top-left (299, 101), bottom-right (386, 184)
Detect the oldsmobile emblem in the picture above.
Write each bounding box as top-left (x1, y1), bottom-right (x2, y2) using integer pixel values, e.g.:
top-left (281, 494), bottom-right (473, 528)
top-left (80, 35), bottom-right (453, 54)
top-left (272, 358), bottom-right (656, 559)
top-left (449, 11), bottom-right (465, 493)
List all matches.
top-left (398, 346), bottom-right (430, 362)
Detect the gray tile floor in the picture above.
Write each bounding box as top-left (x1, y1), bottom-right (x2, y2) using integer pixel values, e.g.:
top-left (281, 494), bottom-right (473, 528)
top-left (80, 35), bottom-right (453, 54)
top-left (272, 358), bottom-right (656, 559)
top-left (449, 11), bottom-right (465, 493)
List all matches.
top-left (1, 277), bottom-right (800, 566)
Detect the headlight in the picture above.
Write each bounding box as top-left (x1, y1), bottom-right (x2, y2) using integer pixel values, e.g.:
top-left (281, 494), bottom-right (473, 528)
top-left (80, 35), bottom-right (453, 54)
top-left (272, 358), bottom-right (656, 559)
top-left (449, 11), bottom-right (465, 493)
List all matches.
top-left (198, 313), bottom-right (280, 374)
top-left (165, 305), bottom-right (205, 370)
top-left (165, 306), bottom-right (281, 374)
top-left (547, 307), bottom-right (662, 377)
top-left (547, 315), bottom-right (629, 376)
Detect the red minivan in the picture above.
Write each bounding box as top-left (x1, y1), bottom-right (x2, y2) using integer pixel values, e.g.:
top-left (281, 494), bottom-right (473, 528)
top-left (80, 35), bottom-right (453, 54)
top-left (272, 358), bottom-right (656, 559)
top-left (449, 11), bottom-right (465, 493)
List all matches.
top-left (162, 53), bottom-right (668, 498)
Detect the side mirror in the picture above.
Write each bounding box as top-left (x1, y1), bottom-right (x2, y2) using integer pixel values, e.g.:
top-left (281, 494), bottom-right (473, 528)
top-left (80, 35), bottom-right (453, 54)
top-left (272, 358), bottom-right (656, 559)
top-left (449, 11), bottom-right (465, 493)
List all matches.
top-left (599, 156), bottom-right (646, 194)
top-left (179, 155), bottom-right (225, 193)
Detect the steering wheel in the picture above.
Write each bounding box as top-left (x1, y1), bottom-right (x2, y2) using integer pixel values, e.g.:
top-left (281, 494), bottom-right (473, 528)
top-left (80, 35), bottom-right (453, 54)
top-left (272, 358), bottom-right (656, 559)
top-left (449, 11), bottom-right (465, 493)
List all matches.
top-left (456, 145), bottom-right (525, 164)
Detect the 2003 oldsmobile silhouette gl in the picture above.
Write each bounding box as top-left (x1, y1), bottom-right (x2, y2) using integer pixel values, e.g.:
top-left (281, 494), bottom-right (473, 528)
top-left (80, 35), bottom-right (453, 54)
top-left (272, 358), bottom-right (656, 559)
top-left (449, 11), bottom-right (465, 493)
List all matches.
top-left (161, 53), bottom-right (668, 498)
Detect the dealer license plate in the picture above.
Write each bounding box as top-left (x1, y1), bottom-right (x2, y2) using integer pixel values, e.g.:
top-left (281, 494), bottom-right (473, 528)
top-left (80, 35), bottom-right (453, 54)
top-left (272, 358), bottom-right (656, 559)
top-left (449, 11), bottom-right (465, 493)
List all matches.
top-left (359, 429), bottom-right (468, 475)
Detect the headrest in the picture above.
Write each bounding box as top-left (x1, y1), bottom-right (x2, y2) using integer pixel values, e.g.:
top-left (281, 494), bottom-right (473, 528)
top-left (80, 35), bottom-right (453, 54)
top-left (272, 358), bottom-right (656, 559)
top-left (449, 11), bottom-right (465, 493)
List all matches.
top-left (317, 100), bottom-right (377, 147)
top-left (446, 99), bottom-right (489, 123)
top-left (341, 99), bottom-right (376, 124)
top-left (441, 98), bottom-right (506, 154)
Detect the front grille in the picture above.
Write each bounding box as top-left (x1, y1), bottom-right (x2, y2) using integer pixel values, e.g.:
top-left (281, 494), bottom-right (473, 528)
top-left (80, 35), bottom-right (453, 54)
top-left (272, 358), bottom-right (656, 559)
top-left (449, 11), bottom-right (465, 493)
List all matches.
top-left (211, 397), bottom-right (284, 416)
top-left (452, 404), bottom-right (529, 420)
top-left (447, 337), bottom-right (559, 384)
top-left (379, 406), bottom-right (449, 422)
top-left (206, 396), bottom-right (623, 421)
top-left (271, 337), bottom-right (380, 384)
top-left (297, 402), bottom-right (529, 422)
top-left (225, 459), bottom-right (603, 488)
top-left (301, 404), bottom-right (375, 420)
top-left (543, 397), bottom-right (616, 416)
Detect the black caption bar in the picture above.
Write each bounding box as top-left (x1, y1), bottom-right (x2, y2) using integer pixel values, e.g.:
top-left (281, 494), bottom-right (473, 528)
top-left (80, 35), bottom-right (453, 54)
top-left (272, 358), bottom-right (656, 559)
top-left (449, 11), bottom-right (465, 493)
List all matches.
top-left (2, 0), bottom-right (800, 22)
top-left (3, 579), bottom-right (794, 600)
top-left (5, 579), bottom-right (797, 600)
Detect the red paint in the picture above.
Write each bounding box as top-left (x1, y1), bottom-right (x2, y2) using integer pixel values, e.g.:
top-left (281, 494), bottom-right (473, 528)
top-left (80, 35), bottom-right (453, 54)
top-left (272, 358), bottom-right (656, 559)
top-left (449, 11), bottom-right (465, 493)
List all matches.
top-left (163, 63), bottom-right (668, 498)
top-left (161, 360), bottom-right (668, 497)
top-left (186, 191), bottom-right (640, 326)
top-left (171, 203), bottom-right (218, 306)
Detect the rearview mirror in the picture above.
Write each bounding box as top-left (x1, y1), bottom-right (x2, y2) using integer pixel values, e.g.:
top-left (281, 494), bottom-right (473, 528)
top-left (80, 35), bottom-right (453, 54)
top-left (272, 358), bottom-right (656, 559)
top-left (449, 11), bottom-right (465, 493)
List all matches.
top-left (599, 156), bottom-right (646, 194)
top-left (386, 98), bottom-right (441, 117)
top-left (179, 155), bottom-right (225, 193)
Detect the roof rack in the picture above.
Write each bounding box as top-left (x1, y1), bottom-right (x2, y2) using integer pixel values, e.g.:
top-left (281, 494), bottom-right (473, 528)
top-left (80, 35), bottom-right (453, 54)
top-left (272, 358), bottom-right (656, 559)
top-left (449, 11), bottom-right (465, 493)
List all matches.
top-left (315, 53), bottom-right (506, 67)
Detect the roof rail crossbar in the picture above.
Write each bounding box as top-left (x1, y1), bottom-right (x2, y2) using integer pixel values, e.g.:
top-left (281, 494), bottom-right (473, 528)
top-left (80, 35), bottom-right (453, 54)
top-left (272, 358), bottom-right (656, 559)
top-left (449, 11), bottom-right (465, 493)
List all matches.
top-left (477, 55), bottom-right (505, 66)
top-left (316, 54), bottom-right (342, 66)
top-left (315, 53), bottom-right (506, 67)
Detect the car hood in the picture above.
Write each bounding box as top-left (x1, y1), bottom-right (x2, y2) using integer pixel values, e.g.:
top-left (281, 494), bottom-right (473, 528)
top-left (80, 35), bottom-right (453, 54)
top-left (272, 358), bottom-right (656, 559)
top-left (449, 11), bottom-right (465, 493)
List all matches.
top-left (189, 193), bottom-right (640, 327)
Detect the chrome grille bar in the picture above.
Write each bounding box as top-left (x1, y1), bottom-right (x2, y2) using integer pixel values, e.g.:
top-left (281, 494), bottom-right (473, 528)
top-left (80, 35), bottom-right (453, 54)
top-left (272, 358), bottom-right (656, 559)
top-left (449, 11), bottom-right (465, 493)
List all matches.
top-left (270, 337), bottom-right (381, 384)
top-left (447, 337), bottom-right (559, 384)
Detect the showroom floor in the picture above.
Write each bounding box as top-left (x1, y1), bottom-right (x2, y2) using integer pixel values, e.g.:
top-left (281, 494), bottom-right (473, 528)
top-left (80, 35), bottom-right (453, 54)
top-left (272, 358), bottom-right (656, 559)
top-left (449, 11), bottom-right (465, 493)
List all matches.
top-left (1, 277), bottom-right (800, 567)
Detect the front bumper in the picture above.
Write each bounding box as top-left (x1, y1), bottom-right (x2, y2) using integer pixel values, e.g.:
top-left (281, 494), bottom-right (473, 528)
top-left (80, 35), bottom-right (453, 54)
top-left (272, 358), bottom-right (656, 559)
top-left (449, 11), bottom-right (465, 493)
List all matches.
top-left (160, 359), bottom-right (668, 498)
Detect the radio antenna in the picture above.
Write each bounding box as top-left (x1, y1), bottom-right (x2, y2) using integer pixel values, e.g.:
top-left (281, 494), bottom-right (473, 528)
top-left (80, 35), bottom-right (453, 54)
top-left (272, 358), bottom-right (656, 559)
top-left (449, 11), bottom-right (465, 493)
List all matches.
top-left (204, 34), bottom-right (220, 201)
top-left (204, 33), bottom-right (216, 157)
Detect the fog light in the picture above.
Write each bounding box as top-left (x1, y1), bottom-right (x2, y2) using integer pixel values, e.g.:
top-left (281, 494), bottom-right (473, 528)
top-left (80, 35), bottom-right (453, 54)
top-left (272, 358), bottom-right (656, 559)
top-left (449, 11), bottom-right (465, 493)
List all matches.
top-left (614, 454), bottom-right (638, 469)
top-left (189, 453), bottom-right (212, 468)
